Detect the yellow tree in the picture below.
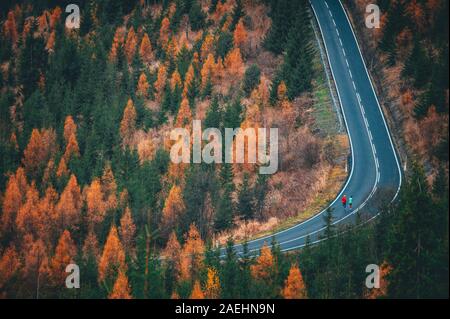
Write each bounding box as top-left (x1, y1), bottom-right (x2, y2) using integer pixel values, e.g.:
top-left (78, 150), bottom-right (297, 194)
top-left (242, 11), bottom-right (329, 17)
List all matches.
top-left (136, 72), bottom-right (149, 98)
top-left (98, 225), bottom-right (126, 283)
top-left (282, 263), bottom-right (307, 299)
top-left (49, 230), bottom-right (77, 286)
top-left (190, 280), bottom-right (205, 299)
top-left (250, 242), bottom-right (274, 281)
top-left (204, 268), bottom-right (220, 299)
top-left (139, 33), bottom-right (153, 64)
top-left (120, 99), bottom-right (137, 146)
top-left (109, 269), bottom-right (132, 299)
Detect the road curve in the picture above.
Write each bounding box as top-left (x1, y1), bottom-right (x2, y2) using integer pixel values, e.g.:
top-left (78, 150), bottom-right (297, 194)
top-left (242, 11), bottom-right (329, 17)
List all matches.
top-left (224, 0), bottom-right (402, 256)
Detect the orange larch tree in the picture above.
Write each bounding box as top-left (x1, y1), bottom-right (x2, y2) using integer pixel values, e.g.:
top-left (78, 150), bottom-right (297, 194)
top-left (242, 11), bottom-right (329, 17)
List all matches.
top-left (1, 172), bottom-right (24, 233)
top-left (124, 27), bottom-right (138, 63)
top-left (0, 246), bottom-right (21, 291)
top-left (55, 174), bottom-right (82, 230)
top-left (201, 53), bottom-right (216, 88)
top-left (63, 132), bottom-right (80, 162)
top-left (233, 19), bottom-right (247, 50)
top-left (85, 178), bottom-right (107, 227)
top-left (200, 34), bottom-right (214, 60)
top-left (154, 65), bottom-right (167, 102)
top-left (15, 182), bottom-right (40, 235)
top-left (277, 81), bottom-right (288, 102)
top-left (170, 69), bottom-right (182, 91)
top-left (37, 186), bottom-right (59, 242)
top-left (101, 163), bottom-right (118, 211)
top-left (161, 185), bottom-right (185, 231)
top-left (109, 27), bottom-right (125, 63)
top-left (119, 206), bottom-right (136, 254)
top-left (139, 33), bottom-right (153, 64)
top-left (49, 6), bottom-right (62, 29)
top-left (56, 157), bottom-right (69, 178)
top-left (136, 72), bottom-right (150, 98)
top-left (175, 98), bottom-right (193, 128)
top-left (3, 11), bottom-right (18, 46)
top-left (120, 99), bottom-right (137, 146)
top-left (49, 230), bottom-right (77, 286)
top-left (82, 230), bottom-right (100, 263)
top-left (22, 235), bottom-right (49, 297)
top-left (183, 64), bottom-right (195, 98)
top-left (109, 269), bottom-right (132, 299)
top-left (250, 242), bottom-right (274, 280)
top-left (162, 231), bottom-right (182, 279)
top-left (190, 280), bottom-right (205, 299)
top-left (45, 30), bottom-right (56, 53)
top-left (251, 74), bottom-right (270, 108)
top-left (22, 128), bottom-right (57, 176)
top-left (63, 115), bottom-right (77, 144)
top-left (180, 224), bottom-right (204, 281)
top-left (224, 47), bottom-right (244, 79)
top-left (98, 225), bottom-right (126, 284)
top-left (160, 17), bottom-right (171, 46)
top-left (282, 263), bottom-right (307, 299)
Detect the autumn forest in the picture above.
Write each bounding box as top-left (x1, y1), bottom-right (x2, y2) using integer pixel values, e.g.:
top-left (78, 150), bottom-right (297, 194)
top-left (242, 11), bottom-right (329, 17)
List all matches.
top-left (0, 0), bottom-right (448, 299)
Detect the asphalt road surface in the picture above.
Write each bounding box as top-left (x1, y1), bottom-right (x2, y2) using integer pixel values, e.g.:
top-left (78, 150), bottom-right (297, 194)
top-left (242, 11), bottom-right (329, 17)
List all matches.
top-left (223, 0), bottom-right (402, 256)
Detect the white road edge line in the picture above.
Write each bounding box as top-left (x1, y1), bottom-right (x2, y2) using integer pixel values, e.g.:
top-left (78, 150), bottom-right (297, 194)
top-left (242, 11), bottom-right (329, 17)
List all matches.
top-left (337, 0), bottom-right (402, 201)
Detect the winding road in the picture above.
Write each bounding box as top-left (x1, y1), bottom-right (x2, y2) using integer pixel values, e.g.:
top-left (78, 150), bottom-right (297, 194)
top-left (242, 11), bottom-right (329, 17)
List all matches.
top-left (224, 0), bottom-right (402, 256)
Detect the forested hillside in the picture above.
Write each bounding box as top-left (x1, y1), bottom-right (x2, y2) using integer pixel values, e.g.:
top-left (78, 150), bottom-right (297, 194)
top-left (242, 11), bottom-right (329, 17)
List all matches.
top-left (0, 0), bottom-right (447, 299)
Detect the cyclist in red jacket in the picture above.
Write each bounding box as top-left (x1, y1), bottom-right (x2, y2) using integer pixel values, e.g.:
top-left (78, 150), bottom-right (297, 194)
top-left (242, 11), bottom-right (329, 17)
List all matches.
top-left (342, 195), bottom-right (347, 208)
